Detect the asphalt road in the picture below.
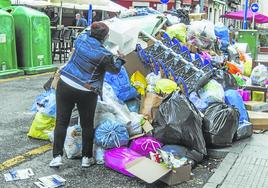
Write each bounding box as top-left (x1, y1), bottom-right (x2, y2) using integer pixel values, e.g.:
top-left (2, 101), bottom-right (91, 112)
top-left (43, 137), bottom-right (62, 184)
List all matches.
top-left (0, 74), bottom-right (221, 188)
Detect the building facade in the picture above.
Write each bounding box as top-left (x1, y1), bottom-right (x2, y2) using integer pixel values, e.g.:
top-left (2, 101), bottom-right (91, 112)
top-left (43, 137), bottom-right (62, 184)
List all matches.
top-left (113, 0), bottom-right (175, 11)
top-left (112, 0), bottom-right (207, 12)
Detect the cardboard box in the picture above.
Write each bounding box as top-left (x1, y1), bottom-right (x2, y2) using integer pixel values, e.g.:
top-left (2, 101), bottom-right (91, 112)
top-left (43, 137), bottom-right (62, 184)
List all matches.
top-left (189, 13), bottom-right (207, 21)
top-left (160, 165), bottom-right (192, 186)
top-left (124, 51), bottom-right (151, 77)
top-left (248, 111), bottom-right (268, 130)
top-left (245, 101), bottom-right (268, 112)
top-left (126, 157), bottom-right (191, 185)
top-left (142, 120), bottom-right (154, 133)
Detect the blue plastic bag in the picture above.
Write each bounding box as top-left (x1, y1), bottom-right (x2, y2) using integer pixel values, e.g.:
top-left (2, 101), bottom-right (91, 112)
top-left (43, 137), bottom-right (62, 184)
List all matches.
top-left (224, 89), bottom-right (249, 123)
top-left (215, 26), bottom-right (229, 51)
top-left (104, 66), bottom-right (138, 102)
top-left (125, 98), bottom-right (141, 113)
top-left (31, 89), bottom-right (56, 117)
top-left (189, 92), bottom-right (208, 111)
top-left (95, 118), bottom-right (129, 149)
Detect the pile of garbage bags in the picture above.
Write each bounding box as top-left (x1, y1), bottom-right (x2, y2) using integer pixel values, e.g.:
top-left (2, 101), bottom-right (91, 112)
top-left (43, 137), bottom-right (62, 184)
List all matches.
top-left (26, 16), bottom-right (268, 185)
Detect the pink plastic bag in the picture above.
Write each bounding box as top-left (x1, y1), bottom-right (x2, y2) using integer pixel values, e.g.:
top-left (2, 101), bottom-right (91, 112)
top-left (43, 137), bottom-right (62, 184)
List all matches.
top-left (129, 136), bottom-right (162, 156)
top-left (200, 51), bottom-right (211, 63)
top-left (104, 147), bottom-right (141, 177)
top-left (237, 89), bottom-right (251, 101)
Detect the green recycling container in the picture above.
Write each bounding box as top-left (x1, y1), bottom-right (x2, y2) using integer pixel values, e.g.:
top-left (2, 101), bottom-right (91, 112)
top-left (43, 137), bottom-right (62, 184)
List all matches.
top-left (0, 9), bottom-right (23, 79)
top-left (0, 0), bottom-right (11, 9)
top-left (238, 30), bottom-right (259, 60)
top-left (4, 6), bottom-right (56, 75)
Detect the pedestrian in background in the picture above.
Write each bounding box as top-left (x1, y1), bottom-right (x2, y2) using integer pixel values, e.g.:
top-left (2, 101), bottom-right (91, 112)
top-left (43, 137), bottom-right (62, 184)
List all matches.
top-left (49, 22), bottom-right (125, 168)
top-left (75, 13), bottom-right (88, 27)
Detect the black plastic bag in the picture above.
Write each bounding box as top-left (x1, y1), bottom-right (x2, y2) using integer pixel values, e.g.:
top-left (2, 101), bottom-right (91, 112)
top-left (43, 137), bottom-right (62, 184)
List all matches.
top-left (153, 91), bottom-right (207, 155)
top-left (214, 69), bottom-right (238, 90)
top-left (162, 145), bottom-right (204, 167)
top-left (203, 102), bottom-right (239, 147)
top-left (234, 121), bottom-right (253, 141)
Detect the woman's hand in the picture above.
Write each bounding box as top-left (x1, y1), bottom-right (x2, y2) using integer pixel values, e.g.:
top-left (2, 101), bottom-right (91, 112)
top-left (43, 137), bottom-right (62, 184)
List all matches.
top-left (117, 51), bottom-right (125, 59)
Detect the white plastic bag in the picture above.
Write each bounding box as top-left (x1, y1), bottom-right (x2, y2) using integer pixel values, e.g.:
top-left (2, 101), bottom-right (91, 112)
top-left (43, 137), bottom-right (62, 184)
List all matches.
top-left (64, 125), bottom-right (82, 159)
top-left (250, 65), bottom-right (268, 86)
top-left (188, 20), bottom-right (216, 40)
top-left (199, 80), bottom-right (225, 104)
top-left (95, 82), bottom-right (144, 137)
top-left (146, 72), bottom-right (162, 92)
top-left (49, 125), bottom-right (82, 159)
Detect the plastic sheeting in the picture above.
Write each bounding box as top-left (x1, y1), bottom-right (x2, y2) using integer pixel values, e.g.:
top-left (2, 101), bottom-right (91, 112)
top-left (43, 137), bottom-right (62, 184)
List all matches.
top-left (153, 92), bottom-right (207, 155)
top-left (203, 102), bottom-right (239, 147)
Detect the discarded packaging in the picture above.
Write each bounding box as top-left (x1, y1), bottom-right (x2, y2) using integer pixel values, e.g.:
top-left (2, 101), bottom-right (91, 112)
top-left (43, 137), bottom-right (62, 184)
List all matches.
top-left (34, 174), bottom-right (66, 188)
top-left (125, 157), bottom-right (191, 185)
top-left (4, 168), bottom-right (34, 181)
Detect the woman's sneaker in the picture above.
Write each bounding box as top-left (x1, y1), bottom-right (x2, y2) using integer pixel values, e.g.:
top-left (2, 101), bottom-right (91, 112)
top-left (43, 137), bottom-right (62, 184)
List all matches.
top-left (49, 155), bottom-right (63, 167)
top-left (82, 157), bottom-right (95, 168)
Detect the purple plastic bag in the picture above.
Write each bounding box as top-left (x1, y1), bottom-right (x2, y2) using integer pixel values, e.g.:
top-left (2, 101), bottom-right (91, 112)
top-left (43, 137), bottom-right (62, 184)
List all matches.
top-left (104, 147), bottom-right (142, 177)
top-left (129, 136), bottom-right (162, 156)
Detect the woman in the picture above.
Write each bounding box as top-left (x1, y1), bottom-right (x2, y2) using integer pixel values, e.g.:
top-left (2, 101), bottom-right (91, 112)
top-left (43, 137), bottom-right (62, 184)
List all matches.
top-left (50, 22), bottom-right (125, 168)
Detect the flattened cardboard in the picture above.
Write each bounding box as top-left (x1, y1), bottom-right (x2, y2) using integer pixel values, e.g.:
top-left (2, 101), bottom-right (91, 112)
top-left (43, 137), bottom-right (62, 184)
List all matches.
top-left (248, 111), bottom-right (268, 130)
top-left (124, 51), bottom-right (150, 77)
top-left (130, 133), bottom-right (145, 140)
top-left (125, 157), bottom-right (171, 184)
top-left (160, 165), bottom-right (191, 186)
top-left (142, 121), bottom-right (154, 133)
top-left (245, 101), bottom-right (268, 112)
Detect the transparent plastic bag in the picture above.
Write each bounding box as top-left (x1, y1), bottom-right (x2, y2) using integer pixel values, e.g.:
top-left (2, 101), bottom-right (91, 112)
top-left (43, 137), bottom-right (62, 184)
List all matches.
top-left (97, 83), bottom-right (144, 136)
top-left (199, 79), bottom-right (225, 104)
top-left (146, 72), bottom-right (161, 93)
top-left (95, 146), bottom-right (105, 165)
top-left (64, 125), bottom-right (82, 159)
top-left (31, 89), bottom-right (56, 117)
top-left (250, 65), bottom-right (268, 86)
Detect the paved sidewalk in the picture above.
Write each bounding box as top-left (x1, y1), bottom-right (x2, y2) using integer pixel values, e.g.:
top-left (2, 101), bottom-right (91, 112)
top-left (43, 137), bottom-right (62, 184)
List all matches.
top-left (204, 132), bottom-right (268, 188)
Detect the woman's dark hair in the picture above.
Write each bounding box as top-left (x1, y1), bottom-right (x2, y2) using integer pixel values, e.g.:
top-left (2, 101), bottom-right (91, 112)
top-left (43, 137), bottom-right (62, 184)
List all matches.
top-left (90, 22), bottom-right (109, 42)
